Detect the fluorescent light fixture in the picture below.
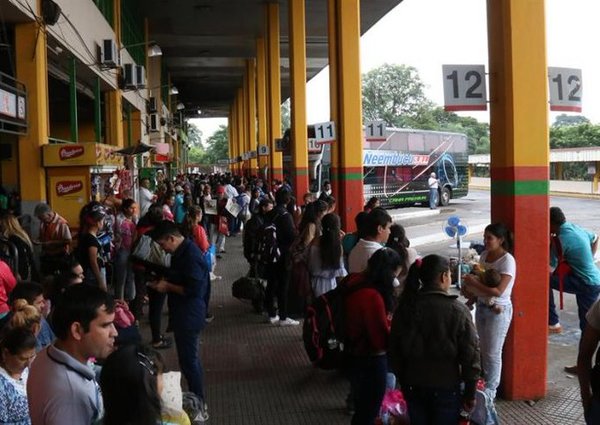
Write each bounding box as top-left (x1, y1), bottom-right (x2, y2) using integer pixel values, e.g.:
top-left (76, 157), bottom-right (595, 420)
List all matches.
top-left (197, 109), bottom-right (202, 115)
top-left (169, 86), bottom-right (179, 95)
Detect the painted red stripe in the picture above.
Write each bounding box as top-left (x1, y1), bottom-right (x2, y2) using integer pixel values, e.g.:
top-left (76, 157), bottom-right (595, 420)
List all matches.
top-left (444, 105), bottom-right (488, 112)
top-left (491, 166), bottom-right (549, 181)
top-left (550, 105), bottom-right (582, 112)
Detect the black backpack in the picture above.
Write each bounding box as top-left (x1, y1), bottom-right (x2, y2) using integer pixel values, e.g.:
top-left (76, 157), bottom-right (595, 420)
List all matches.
top-left (256, 212), bottom-right (287, 265)
top-left (302, 273), bottom-right (365, 370)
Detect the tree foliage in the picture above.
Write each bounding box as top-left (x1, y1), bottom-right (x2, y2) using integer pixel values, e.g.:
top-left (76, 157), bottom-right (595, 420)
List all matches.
top-left (362, 64), bottom-right (434, 128)
top-left (200, 125), bottom-right (229, 164)
top-left (361, 64), bottom-right (490, 154)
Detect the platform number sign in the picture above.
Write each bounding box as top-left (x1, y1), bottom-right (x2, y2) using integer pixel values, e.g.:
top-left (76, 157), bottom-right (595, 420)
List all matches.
top-left (548, 67), bottom-right (582, 112)
top-left (365, 120), bottom-right (387, 142)
top-left (308, 138), bottom-right (323, 153)
top-left (442, 65), bottom-right (487, 111)
top-left (313, 121), bottom-right (336, 143)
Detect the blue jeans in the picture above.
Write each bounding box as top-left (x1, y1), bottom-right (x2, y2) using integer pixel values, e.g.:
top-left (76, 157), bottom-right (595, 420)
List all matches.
top-left (174, 328), bottom-right (205, 401)
top-left (429, 188), bottom-right (438, 209)
top-left (350, 355), bottom-right (388, 425)
top-left (114, 249), bottom-right (135, 300)
top-left (476, 303), bottom-right (513, 400)
top-left (402, 385), bottom-right (462, 425)
top-left (549, 272), bottom-right (600, 331)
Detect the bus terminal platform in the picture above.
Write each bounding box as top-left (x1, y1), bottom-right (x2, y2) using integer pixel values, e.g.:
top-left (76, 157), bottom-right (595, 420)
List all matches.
top-left (147, 224), bottom-right (586, 425)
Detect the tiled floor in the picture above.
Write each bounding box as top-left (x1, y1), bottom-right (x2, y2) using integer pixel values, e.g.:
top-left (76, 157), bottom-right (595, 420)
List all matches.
top-left (152, 234), bottom-right (585, 424)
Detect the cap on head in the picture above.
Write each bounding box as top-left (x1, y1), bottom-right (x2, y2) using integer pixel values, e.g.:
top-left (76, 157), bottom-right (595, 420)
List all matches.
top-left (216, 185), bottom-right (226, 195)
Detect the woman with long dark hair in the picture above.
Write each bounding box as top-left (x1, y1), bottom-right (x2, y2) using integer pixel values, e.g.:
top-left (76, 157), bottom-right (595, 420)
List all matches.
top-left (100, 344), bottom-right (183, 425)
top-left (344, 248), bottom-right (403, 425)
top-left (386, 223), bottom-right (419, 290)
top-left (462, 223), bottom-right (516, 402)
top-left (390, 254), bottom-right (481, 425)
top-left (76, 202), bottom-right (107, 291)
top-left (307, 213), bottom-right (347, 297)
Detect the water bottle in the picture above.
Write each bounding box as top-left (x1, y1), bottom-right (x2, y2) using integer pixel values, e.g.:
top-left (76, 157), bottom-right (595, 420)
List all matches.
top-left (458, 410), bottom-right (470, 425)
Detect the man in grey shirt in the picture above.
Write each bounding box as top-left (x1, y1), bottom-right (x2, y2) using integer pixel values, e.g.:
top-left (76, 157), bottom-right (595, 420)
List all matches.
top-left (27, 285), bottom-right (118, 425)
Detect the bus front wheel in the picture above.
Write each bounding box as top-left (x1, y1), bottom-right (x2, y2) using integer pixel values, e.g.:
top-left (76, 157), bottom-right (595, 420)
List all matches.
top-left (439, 187), bottom-right (451, 206)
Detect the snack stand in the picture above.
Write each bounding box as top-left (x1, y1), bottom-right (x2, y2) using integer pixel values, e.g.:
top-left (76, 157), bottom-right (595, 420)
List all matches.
top-left (42, 143), bottom-right (124, 227)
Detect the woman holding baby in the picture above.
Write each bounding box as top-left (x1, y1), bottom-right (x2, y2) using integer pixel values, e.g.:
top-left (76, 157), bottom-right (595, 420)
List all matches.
top-left (462, 222), bottom-right (516, 401)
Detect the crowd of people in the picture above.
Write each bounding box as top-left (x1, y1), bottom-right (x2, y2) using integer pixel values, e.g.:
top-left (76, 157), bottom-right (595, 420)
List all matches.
top-left (0, 169), bottom-right (598, 425)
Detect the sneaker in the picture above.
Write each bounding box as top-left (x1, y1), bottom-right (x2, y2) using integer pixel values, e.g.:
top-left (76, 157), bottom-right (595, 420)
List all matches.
top-left (564, 365), bottom-right (578, 375)
top-left (266, 315), bottom-right (279, 324)
top-left (549, 323), bottom-right (563, 334)
top-left (278, 318), bottom-right (300, 326)
top-left (205, 313), bottom-right (215, 323)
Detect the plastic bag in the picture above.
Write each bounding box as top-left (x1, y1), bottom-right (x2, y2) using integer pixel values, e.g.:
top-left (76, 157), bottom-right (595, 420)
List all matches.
top-left (378, 389), bottom-right (410, 425)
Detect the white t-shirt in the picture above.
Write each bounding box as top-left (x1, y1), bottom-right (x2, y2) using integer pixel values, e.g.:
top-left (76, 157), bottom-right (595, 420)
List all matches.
top-left (428, 177), bottom-right (439, 189)
top-left (139, 187), bottom-right (154, 217)
top-left (479, 251), bottom-right (517, 306)
top-left (348, 238), bottom-right (385, 273)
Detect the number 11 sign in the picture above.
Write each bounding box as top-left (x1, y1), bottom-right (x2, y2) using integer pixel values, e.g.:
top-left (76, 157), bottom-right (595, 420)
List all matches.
top-left (442, 65), bottom-right (488, 111)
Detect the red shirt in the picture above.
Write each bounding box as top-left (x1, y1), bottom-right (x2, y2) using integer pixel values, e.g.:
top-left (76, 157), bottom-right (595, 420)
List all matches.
top-left (344, 286), bottom-right (390, 356)
top-left (192, 225), bottom-right (209, 253)
top-left (0, 260), bottom-right (17, 315)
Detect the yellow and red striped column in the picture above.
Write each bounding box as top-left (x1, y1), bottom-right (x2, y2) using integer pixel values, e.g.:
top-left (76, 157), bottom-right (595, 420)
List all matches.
top-left (329, 0), bottom-right (363, 231)
top-left (256, 37), bottom-right (270, 179)
top-left (265, 3), bottom-right (283, 183)
top-left (289, 0), bottom-right (309, 199)
top-left (488, 0), bottom-right (549, 400)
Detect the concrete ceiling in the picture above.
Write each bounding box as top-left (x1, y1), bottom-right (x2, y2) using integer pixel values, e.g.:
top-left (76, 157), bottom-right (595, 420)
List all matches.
top-left (143, 0), bottom-right (403, 118)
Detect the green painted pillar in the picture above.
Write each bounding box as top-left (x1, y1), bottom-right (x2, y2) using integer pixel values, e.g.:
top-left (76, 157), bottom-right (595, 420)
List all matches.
top-left (69, 56), bottom-right (78, 143)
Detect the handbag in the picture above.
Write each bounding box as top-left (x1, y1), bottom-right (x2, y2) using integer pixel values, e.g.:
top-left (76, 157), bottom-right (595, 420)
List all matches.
top-left (552, 236), bottom-right (572, 310)
top-left (218, 215), bottom-right (229, 236)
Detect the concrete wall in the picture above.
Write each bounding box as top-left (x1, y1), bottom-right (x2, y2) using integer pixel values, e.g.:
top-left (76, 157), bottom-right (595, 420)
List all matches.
top-left (470, 177), bottom-right (599, 195)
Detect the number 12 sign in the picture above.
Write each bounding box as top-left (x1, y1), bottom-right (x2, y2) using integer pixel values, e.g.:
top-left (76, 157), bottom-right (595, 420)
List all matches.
top-left (442, 65), bottom-right (487, 111)
top-left (548, 67), bottom-right (582, 112)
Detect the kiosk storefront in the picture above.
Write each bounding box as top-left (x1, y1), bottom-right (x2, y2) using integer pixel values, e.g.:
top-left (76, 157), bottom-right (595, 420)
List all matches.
top-left (42, 143), bottom-right (124, 227)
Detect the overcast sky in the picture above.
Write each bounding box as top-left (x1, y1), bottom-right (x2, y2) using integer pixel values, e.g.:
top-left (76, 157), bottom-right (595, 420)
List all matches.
top-left (191, 0), bottom-right (598, 141)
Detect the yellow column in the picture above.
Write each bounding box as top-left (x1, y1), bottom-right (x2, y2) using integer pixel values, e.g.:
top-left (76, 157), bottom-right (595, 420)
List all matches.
top-left (106, 92), bottom-right (124, 148)
top-left (333, 0), bottom-right (363, 230)
top-left (265, 3), bottom-right (283, 182)
top-left (106, 0), bottom-right (124, 148)
top-left (230, 103), bottom-right (238, 175)
top-left (488, 0), bottom-right (549, 400)
top-left (237, 88), bottom-right (246, 176)
top-left (593, 162), bottom-right (600, 193)
top-left (289, 0), bottom-right (309, 199)
top-left (256, 37), bottom-right (269, 178)
top-left (328, 0), bottom-right (340, 200)
top-left (15, 22), bottom-right (48, 211)
top-left (246, 59), bottom-right (258, 175)
top-left (227, 111), bottom-right (234, 173)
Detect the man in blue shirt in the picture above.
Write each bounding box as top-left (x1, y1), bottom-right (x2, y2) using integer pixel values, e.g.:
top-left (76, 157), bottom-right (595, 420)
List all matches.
top-left (150, 220), bottom-right (210, 421)
top-left (549, 206), bottom-right (600, 335)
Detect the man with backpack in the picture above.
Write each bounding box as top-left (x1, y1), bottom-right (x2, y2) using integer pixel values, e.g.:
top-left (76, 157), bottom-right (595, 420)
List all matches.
top-left (261, 189), bottom-right (298, 326)
top-left (243, 198), bottom-right (273, 266)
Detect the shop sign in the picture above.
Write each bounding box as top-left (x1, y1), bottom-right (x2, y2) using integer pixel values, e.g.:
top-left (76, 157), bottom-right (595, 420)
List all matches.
top-left (59, 145), bottom-right (85, 160)
top-left (43, 143), bottom-right (123, 167)
top-left (56, 180), bottom-right (83, 196)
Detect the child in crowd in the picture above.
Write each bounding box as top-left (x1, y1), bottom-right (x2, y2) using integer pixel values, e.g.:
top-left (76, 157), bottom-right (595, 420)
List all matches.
top-left (464, 266), bottom-right (503, 313)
